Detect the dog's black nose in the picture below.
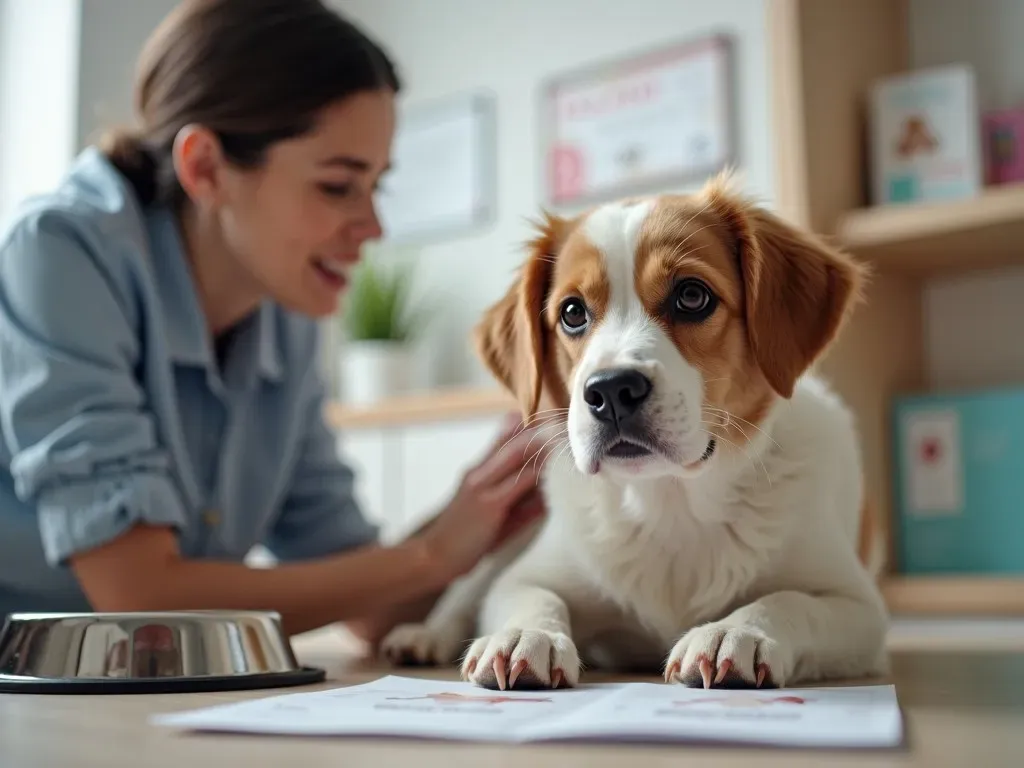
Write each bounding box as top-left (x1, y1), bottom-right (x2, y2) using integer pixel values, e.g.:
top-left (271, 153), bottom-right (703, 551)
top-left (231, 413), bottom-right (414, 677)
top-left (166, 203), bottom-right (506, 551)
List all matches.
top-left (584, 368), bottom-right (652, 426)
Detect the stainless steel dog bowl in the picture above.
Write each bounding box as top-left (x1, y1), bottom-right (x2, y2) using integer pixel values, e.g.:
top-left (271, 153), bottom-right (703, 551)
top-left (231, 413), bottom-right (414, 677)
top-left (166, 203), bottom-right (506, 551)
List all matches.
top-left (0, 610), bottom-right (325, 694)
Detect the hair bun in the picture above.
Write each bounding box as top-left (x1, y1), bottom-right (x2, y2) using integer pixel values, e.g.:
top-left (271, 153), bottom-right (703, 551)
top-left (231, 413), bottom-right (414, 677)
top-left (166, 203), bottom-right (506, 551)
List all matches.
top-left (99, 128), bottom-right (160, 206)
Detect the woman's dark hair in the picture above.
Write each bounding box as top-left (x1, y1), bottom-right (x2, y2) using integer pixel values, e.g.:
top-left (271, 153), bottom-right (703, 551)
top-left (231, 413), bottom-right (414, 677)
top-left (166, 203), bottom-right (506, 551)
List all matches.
top-left (100, 0), bottom-right (400, 207)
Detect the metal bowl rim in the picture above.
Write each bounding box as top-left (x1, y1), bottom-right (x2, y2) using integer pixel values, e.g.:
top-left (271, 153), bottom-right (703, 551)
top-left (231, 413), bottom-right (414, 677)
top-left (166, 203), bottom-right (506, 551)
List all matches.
top-left (4, 609), bottom-right (284, 623)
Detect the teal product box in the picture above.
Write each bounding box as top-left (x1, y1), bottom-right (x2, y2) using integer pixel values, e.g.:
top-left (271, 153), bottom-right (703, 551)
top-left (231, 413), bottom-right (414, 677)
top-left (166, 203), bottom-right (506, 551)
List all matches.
top-left (892, 385), bottom-right (1024, 575)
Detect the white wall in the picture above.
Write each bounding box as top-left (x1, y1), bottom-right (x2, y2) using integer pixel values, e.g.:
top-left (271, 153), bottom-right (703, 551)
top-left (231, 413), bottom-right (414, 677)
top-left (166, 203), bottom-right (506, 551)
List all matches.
top-left (910, 0), bottom-right (1024, 391)
top-left (0, 0), bottom-right (81, 220)
top-left (75, 0), bottom-right (179, 151)
top-left (335, 0), bottom-right (773, 387)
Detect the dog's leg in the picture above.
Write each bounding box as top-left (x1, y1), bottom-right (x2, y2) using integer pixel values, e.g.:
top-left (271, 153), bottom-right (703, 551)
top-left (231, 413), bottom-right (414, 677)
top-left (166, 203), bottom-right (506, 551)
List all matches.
top-left (461, 581), bottom-right (580, 691)
top-left (380, 521), bottom-right (540, 667)
top-left (459, 528), bottom-right (592, 691)
top-left (664, 579), bottom-right (888, 689)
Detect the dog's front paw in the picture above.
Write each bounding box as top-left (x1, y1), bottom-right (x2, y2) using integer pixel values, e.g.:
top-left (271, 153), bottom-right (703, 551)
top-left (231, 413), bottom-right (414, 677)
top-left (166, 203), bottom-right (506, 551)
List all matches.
top-left (379, 623), bottom-right (465, 667)
top-left (461, 628), bottom-right (579, 690)
top-left (664, 624), bottom-right (788, 689)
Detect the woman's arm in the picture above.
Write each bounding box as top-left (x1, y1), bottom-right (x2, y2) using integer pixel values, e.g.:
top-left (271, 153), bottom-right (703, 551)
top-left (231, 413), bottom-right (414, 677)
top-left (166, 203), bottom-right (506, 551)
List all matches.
top-left (69, 427), bottom-right (545, 639)
top-left (344, 481), bottom-right (547, 646)
top-left (68, 523), bottom-right (448, 636)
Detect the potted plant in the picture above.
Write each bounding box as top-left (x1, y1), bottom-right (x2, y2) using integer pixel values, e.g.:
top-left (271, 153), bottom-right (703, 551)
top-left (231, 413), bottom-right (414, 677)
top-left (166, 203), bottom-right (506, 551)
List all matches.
top-left (337, 252), bottom-right (424, 405)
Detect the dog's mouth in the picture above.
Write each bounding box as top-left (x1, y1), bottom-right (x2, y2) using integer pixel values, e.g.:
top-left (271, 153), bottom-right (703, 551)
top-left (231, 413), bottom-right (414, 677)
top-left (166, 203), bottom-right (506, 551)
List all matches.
top-left (605, 439), bottom-right (654, 460)
top-left (586, 433), bottom-right (715, 476)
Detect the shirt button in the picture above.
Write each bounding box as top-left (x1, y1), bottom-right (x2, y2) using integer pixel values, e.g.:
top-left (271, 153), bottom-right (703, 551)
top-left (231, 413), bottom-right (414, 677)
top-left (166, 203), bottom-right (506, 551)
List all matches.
top-left (203, 509), bottom-right (221, 527)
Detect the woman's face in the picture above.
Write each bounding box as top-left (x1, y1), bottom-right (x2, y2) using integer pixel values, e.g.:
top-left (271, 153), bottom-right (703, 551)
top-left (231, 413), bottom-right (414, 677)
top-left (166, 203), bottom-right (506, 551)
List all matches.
top-left (211, 88), bottom-right (397, 319)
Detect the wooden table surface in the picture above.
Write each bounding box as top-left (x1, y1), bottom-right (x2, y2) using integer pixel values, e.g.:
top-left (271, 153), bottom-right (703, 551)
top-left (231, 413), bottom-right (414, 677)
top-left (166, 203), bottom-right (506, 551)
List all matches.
top-left (2, 628), bottom-right (1023, 768)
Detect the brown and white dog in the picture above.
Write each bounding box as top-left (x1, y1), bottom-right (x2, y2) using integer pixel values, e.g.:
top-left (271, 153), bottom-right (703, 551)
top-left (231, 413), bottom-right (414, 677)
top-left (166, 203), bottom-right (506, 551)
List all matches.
top-left (380, 174), bottom-right (888, 691)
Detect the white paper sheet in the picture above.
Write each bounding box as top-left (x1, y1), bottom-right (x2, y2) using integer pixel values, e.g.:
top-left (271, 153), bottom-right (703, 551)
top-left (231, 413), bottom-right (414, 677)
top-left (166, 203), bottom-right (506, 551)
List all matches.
top-left (152, 675), bottom-right (904, 748)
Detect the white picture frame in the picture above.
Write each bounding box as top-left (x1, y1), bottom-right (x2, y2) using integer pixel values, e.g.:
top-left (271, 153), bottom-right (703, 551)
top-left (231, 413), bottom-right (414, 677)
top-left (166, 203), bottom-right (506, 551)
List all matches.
top-left (540, 35), bottom-right (735, 207)
top-left (376, 90), bottom-right (497, 243)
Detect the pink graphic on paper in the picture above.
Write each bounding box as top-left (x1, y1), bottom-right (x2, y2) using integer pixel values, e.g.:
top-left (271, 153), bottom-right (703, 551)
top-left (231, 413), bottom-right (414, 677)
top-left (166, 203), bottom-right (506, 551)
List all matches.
top-left (385, 692), bottom-right (553, 706)
top-left (674, 694), bottom-right (809, 708)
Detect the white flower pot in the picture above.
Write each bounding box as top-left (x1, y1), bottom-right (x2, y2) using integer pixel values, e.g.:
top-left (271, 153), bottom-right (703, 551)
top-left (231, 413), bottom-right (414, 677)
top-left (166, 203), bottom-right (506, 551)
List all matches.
top-left (338, 340), bottom-right (416, 405)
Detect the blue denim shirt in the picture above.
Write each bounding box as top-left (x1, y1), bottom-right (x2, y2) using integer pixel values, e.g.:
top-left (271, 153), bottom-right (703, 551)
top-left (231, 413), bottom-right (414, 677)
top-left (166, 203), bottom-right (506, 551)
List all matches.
top-left (0, 148), bottom-right (378, 617)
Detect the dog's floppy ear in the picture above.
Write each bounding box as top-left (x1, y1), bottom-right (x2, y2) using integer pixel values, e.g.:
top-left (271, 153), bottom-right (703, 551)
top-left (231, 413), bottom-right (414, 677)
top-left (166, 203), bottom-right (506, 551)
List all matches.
top-left (474, 213), bottom-right (570, 419)
top-left (702, 175), bottom-right (869, 399)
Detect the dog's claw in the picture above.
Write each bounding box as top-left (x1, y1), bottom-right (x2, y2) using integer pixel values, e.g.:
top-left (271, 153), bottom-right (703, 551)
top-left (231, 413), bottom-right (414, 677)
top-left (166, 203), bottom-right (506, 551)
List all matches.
top-left (699, 658), bottom-right (713, 689)
top-left (493, 655), bottom-right (508, 690)
top-left (462, 629), bottom-right (580, 690)
top-left (715, 659), bottom-right (732, 684)
top-left (509, 659), bottom-right (528, 689)
top-left (756, 664), bottom-right (768, 688)
top-left (552, 668), bottom-right (564, 688)
top-left (664, 661), bottom-right (680, 683)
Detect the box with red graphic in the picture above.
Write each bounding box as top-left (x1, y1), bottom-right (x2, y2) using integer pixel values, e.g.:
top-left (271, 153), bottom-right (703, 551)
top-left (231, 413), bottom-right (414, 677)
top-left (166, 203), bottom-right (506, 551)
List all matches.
top-left (982, 105), bottom-right (1024, 185)
top-left (892, 386), bottom-right (1024, 574)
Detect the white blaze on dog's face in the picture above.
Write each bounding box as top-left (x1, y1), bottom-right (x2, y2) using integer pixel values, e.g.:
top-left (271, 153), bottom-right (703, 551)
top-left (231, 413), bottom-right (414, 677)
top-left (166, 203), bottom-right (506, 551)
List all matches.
top-left (474, 175), bottom-right (866, 482)
top-left (561, 198), bottom-right (715, 478)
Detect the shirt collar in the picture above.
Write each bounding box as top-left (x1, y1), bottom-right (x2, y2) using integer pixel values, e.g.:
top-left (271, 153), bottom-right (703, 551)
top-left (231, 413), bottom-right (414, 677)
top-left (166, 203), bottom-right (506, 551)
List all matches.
top-left (144, 206), bottom-right (284, 384)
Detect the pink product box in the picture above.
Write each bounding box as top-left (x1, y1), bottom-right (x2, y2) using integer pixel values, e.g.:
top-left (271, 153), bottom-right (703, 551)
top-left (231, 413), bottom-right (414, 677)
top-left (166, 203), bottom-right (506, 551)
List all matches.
top-left (983, 107), bottom-right (1024, 185)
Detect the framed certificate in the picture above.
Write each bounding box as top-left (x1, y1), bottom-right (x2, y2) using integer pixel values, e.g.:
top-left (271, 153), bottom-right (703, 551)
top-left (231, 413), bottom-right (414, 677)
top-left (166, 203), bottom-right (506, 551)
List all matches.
top-left (541, 34), bottom-right (735, 207)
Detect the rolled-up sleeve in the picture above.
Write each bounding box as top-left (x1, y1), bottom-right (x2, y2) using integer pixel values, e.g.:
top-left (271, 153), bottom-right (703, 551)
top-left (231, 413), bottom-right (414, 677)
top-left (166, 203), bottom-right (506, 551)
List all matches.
top-left (264, 372), bottom-right (380, 561)
top-left (0, 214), bottom-right (189, 566)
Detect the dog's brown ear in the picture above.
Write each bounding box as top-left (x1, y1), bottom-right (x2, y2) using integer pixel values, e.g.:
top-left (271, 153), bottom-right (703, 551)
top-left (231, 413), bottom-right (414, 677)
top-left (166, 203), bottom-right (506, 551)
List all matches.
top-left (473, 213), bottom-right (570, 419)
top-left (702, 175), bottom-right (869, 398)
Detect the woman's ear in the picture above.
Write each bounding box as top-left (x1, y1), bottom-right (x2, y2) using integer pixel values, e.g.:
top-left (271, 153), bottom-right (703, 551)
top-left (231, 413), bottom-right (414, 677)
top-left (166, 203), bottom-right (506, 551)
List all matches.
top-left (702, 175), bottom-right (870, 399)
top-left (473, 213), bottom-right (570, 419)
top-left (171, 124), bottom-right (228, 205)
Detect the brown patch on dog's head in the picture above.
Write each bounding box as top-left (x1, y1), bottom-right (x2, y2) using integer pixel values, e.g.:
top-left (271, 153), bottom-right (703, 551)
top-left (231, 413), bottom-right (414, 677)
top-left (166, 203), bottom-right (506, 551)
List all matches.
top-left (701, 172), bottom-right (868, 399)
top-left (473, 213), bottom-right (578, 419)
top-left (625, 173), bottom-right (867, 450)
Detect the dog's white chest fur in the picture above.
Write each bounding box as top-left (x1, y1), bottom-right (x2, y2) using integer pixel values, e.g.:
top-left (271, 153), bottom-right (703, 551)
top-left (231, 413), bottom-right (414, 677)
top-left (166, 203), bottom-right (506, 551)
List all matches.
top-left (543, 427), bottom-right (793, 646)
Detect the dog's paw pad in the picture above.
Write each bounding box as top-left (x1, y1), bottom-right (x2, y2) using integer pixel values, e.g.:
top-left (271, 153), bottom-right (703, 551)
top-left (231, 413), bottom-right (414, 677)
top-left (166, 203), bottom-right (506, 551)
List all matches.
top-left (379, 624), bottom-right (463, 667)
top-left (665, 624), bottom-right (786, 689)
top-left (460, 628), bottom-right (579, 690)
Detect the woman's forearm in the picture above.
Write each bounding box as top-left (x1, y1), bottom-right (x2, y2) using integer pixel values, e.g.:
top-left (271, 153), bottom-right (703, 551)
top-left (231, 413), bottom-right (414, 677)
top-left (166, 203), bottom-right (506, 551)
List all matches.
top-left (345, 588), bottom-right (446, 647)
top-left (70, 524), bottom-right (451, 636)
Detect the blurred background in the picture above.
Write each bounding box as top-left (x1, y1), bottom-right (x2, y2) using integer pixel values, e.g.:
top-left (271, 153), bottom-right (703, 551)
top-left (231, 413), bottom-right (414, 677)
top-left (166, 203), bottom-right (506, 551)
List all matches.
top-left (2, 0), bottom-right (1023, 643)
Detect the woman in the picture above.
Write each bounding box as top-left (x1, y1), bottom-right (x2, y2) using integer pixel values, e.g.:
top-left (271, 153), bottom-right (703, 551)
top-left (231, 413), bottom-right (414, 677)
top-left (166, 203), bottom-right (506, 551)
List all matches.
top-left (0, 0), bottom-right (545, 641)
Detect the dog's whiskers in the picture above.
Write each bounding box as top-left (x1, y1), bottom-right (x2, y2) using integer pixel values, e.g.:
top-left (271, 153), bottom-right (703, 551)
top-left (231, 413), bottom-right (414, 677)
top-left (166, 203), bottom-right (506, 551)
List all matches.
top-left (701, 427), bottom-right (773, 487)
top-left (713, 417), bottom-right (772, 487)
top-left (554, 438), bottom-right (574, 466)
top-left (495, 411), bottom-right (570, 455)
top-left (669, 241), bottom-right (713, 268)
top-left (703, 406), bottom-right (781, 450)
top-left (515, 427), bottom-right (569, 486)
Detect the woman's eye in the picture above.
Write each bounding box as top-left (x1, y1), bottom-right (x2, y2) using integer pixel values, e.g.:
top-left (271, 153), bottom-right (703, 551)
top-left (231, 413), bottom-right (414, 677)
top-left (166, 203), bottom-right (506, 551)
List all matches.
top-left (318, 182), bottom-right (354, 198)
top-left (671, 279), bottom-right (717, 322)
top-left (559, 298), bottom-right (589, 334)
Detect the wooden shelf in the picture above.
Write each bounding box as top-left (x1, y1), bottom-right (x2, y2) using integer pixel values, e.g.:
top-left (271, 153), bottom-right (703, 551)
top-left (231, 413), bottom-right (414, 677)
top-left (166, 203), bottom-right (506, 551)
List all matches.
top-left (325, 386), bottom-right (515, 430)
top-left (837, 183), bottom-right (1024, 274)
top-left (882, 576), bottom-right (1024, 616)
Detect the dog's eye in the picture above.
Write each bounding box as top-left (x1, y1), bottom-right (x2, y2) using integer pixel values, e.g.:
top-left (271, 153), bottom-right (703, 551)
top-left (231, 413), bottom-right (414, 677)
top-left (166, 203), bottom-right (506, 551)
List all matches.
top-left (559, 298), bottom-right (589, 334)
top-left (671, 279), bottom-right (717, 322)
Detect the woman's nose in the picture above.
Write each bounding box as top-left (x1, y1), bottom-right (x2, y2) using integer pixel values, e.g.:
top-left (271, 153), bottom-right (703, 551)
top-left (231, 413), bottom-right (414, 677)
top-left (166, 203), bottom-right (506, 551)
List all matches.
top-left (350, 201), bottom-right (383, 243)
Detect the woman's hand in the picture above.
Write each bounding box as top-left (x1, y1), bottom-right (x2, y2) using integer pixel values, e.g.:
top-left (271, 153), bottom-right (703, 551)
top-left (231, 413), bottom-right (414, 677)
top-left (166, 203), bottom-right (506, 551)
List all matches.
top-left (419, 413), bottom-right (551, 581)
